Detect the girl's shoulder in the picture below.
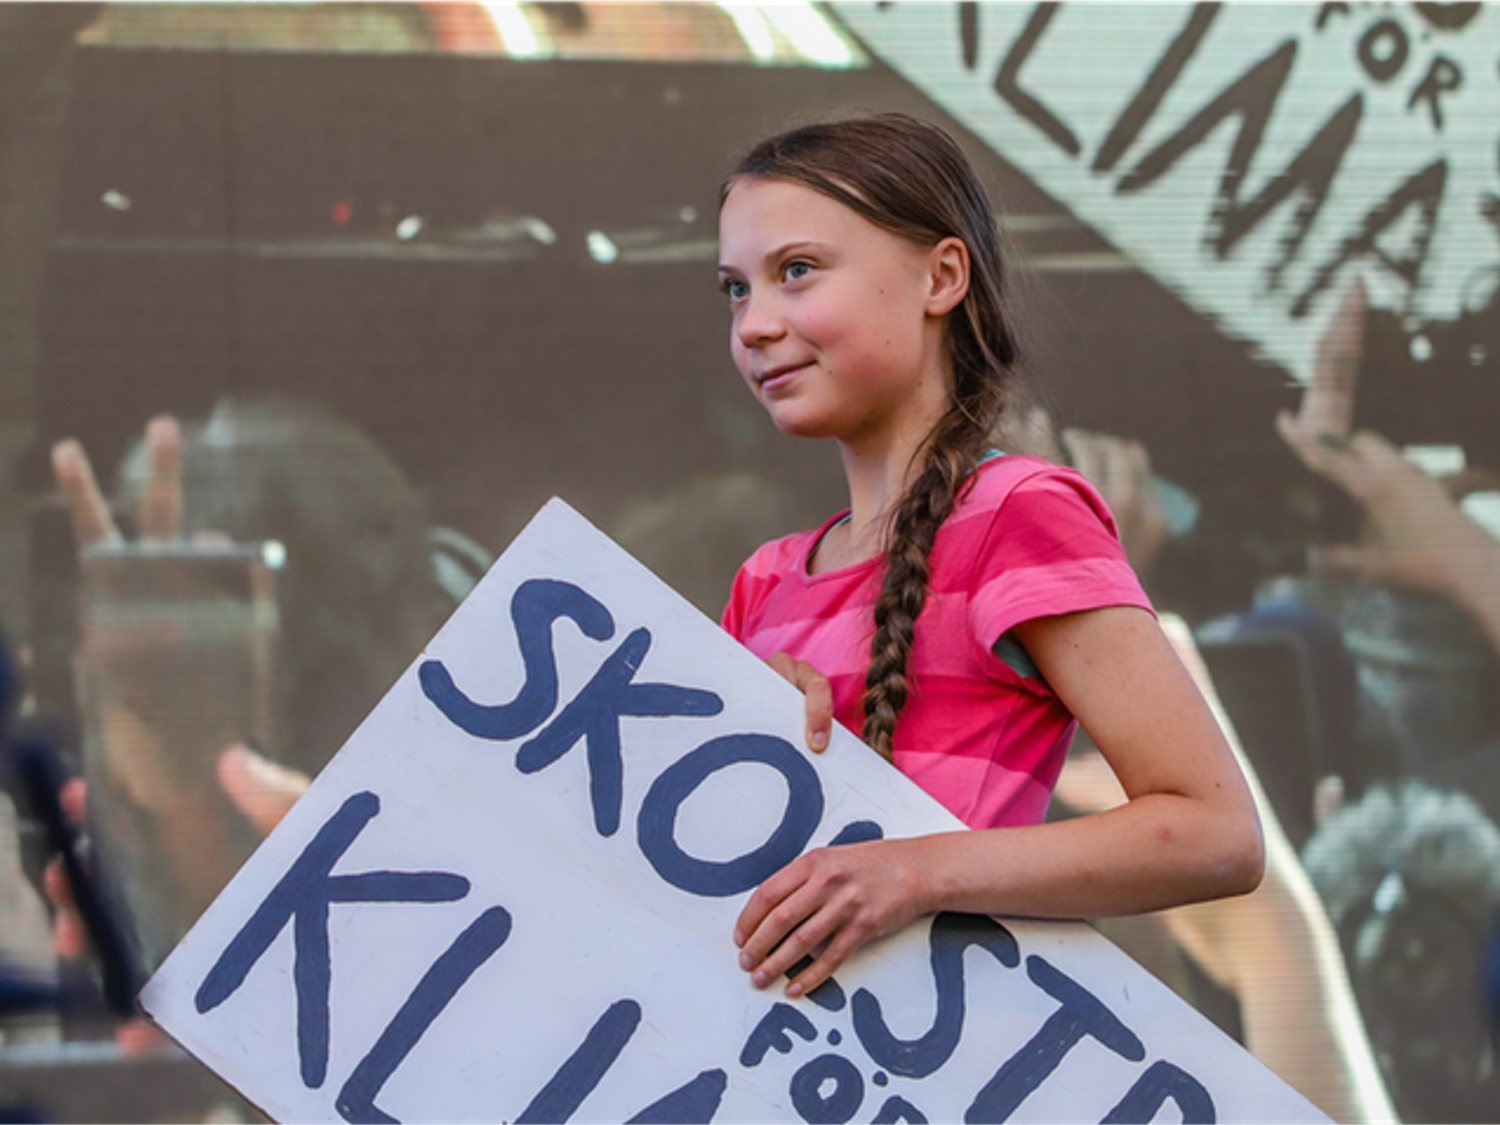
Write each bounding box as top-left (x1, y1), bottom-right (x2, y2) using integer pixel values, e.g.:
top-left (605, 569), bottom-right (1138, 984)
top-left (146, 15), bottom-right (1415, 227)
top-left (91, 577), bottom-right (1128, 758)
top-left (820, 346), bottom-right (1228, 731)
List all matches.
top-left (736, 455), bottom-right (1110, 579)
top-left (954, 452), bottom-right (1123, 539)
top-left (962, 451), bottom-right (1090, 508)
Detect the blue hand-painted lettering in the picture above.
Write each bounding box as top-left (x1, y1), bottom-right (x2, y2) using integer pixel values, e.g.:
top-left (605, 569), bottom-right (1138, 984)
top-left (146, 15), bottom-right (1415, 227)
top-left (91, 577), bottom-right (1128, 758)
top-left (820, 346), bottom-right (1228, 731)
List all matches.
top-left (871, 1094), bottom-right (929, 1124)
top-left (208, 574), bottom-right (1225, 1122)
top-left (828, 820), bottom-right (884, 846)
top-left (637, 733), bottom-right (823, 896)
top-left (789, 1052), bottom-right (865, 1124)
top-left (518, 999), bottom-right (643, 1123)
top-left (851, 912), bottom-right (1020, 1079)
top-left (336, 907), bottom-right (513, 1124)
top-left (520, 997), bottom-right (732, 1124)
top-left (625, 1069), bottom-right (730, 1124)
top-left (740, 1002), bottom-right (819, 1068)
top-left (516, 626), bottom-right (723, 836)
top-left (1102, 1060), bottom-right (1216, 1124)
top-left (195, 792), bottom-right (470, 1089)
top-left (421, 579), bottom-right (722, 837)
top-left (963, 955), bottom-right (1146, 1123)
top-left (419, 578), bottom-right (615, 740)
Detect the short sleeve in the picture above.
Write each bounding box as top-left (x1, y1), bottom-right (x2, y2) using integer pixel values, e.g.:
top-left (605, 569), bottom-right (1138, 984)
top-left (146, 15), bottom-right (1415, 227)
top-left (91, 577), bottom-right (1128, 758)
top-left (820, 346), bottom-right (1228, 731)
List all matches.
top-left (966, 466), bottom-right (1155, 678)
top-left (720, 559), bottom-right (753, 640)
top-left (720, 536), bottom-right (786, 643)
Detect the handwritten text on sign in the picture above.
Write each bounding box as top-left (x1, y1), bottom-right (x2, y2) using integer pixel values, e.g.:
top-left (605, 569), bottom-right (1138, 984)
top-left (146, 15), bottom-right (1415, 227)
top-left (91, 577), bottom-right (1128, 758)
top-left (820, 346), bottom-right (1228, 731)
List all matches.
top-left (140, 500), bottom-right (1322, 1123)
top-left (836, 2), bottom-right (1500, 383)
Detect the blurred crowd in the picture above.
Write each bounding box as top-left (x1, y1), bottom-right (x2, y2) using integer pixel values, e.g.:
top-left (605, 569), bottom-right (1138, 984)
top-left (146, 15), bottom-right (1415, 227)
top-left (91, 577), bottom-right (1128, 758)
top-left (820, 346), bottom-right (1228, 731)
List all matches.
top-left (2, 285), bottom-right (1497, 1123)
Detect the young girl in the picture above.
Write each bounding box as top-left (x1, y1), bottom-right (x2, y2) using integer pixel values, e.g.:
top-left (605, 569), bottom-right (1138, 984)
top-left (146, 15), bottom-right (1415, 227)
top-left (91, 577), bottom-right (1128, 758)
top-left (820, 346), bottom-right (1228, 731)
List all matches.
top-left (716, 114), bottom-right (1264, 1000)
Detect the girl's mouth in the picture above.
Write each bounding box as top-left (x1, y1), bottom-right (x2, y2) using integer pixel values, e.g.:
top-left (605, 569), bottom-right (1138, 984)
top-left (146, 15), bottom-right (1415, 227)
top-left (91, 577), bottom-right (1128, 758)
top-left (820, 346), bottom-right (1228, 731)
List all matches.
top-left (758, 362), bottom-right (811, 393)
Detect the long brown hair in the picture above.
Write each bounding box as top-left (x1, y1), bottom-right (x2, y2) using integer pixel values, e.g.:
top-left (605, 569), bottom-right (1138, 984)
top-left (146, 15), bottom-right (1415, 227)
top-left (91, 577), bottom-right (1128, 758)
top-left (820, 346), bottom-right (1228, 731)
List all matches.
top-left (724, 113), bottom-right (1021, 760)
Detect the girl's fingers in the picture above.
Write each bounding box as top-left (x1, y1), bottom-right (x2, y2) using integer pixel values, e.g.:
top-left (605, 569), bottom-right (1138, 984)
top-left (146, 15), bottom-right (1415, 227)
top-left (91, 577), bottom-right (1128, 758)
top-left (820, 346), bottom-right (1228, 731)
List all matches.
top-left (785, 930), bottom-right (864, 998)
top-left (767, 653), bottom-right (833, 753)
top-left (752, 903), bottom-right (844, 990)
top-left (802, 670), bottom-right (832, 753)
top-left (737, 867), bottom-right (829, 976)
top-left (51, 439), bottom-right (122, 548)
top-left (766, 652), bottom-right (797, 682)
top-left (734, 857), bottom-right (807, 951)
top-left (138, 415), bottom-right (183, 542)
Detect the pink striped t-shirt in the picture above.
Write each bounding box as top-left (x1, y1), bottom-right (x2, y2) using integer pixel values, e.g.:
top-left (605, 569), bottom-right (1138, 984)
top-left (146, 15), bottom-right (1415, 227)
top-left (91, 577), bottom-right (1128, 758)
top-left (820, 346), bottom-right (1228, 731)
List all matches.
top-left (721, 454), bottom-right (1156, 829)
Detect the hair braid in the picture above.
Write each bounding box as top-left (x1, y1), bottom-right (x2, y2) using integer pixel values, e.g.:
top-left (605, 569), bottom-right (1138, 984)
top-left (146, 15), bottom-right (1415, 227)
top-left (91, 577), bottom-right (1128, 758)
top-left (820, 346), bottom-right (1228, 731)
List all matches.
top-left (861, 406), bottom-right (995, 760)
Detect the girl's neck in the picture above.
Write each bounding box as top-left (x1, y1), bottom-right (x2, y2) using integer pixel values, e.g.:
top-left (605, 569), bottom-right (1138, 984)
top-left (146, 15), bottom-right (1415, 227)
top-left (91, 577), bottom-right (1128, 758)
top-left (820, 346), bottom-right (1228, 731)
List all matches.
top-left (827, 341), bottom-right (954, 562)
top-left (833, 405), bottom-right (942, 556)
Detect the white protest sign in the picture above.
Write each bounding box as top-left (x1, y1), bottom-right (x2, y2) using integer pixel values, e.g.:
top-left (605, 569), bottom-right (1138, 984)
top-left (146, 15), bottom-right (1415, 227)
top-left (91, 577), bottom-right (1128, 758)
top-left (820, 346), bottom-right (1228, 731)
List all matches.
top-left (141, 499), bottom-right (1323, 1123)
top-left (835, 1), bottom-right (1500, 383)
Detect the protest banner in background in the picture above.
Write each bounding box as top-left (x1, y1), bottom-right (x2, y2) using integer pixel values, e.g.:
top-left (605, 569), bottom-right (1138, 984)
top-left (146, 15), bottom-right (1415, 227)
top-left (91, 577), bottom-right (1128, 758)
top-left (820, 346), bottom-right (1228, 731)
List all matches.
top-left (140, 499), bottom-right (1323, 1123)
top-left (836, 2), bottom-right (1500, 384)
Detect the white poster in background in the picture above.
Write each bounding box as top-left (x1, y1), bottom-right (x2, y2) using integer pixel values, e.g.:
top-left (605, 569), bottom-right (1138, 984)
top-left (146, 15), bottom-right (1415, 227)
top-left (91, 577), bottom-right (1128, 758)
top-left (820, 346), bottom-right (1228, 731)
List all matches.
top-left (836, 2), bottom-right (1500, 383)
top-left (141, 500), bottom-right (1322, 1123)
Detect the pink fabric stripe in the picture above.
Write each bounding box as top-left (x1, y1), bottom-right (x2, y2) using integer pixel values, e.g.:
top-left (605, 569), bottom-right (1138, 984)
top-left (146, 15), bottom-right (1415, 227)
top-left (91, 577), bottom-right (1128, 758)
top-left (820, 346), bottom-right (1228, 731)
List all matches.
top-left (721, 454), bottom-right (1155, 830)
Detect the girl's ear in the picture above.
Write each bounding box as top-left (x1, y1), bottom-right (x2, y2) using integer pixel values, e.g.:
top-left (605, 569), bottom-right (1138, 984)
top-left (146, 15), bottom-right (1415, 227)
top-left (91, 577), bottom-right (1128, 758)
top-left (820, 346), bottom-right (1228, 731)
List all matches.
top-left (924, 236), bottom-right (970, 317)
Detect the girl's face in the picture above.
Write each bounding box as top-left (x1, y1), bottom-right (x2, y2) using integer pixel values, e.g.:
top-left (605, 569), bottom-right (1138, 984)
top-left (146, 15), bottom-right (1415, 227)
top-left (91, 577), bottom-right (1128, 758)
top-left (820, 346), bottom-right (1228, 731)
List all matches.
top-left (717, 177), bottom-right (956, 450)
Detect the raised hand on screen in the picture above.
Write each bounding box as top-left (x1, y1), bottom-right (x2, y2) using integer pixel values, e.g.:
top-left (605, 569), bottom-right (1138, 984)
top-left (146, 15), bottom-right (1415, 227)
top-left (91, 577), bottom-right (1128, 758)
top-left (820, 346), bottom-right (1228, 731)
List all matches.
top-left (1010, 403), bottom-right (1170, 576)
top-left (1275, 283), bottom-right (1500, 648)
top-left (52, 415), bottom-right (187, 549)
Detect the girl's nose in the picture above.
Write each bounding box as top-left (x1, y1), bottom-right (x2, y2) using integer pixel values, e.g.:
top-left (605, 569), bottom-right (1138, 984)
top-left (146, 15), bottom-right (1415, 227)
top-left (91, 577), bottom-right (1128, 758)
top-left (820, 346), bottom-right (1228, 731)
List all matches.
top-left (735, 293), bottom-right (785, 349)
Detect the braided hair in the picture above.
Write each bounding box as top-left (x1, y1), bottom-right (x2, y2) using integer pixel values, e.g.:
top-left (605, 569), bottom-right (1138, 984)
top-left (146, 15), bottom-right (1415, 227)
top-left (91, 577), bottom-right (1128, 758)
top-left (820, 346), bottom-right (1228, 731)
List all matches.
top-left (724, 114), bottom-right (1021, 760)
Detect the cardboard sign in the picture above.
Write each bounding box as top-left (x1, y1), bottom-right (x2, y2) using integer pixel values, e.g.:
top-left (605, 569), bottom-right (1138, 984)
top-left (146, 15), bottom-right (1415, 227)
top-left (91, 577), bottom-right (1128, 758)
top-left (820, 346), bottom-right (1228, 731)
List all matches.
top-left (141, 499), bottom-right (1323, 1123)
top-left (835, 2), bottom-right (1499, 384)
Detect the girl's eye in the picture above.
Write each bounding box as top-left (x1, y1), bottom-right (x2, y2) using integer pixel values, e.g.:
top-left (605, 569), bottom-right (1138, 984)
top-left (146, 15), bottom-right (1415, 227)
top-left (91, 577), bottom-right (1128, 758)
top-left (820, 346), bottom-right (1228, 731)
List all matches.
top-left (784, 260), bottom-right (812, 281)
top-left (722, 278), bottom-right (749, 301)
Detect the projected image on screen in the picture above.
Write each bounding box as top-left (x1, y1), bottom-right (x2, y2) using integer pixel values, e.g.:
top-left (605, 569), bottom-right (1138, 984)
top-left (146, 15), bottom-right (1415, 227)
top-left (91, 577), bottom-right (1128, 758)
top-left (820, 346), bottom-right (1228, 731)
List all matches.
top-left (0, 4), bottom-right (1494, 1122)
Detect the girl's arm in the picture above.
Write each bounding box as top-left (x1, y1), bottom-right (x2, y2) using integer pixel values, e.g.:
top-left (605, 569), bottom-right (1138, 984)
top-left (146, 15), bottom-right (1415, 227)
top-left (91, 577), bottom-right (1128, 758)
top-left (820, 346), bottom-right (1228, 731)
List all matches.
top-left (1056, 618), bottom-right (1394, 1123)
top-left (734, 605), bottom-right (1264, 998)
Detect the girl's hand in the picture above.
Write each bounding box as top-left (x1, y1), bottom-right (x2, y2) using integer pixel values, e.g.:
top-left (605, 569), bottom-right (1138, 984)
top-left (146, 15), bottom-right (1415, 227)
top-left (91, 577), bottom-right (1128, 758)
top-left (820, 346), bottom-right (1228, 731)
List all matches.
top-left (733, 837), bottom-right (928, 997)
top-left (765, 652), bottom-right (833, 753)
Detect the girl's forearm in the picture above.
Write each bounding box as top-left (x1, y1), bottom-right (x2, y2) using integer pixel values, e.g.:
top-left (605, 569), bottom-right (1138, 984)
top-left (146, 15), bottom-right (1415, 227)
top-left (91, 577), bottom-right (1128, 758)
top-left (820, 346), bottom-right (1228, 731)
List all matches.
top-left (905, 793), bottom-right (1264, 921)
